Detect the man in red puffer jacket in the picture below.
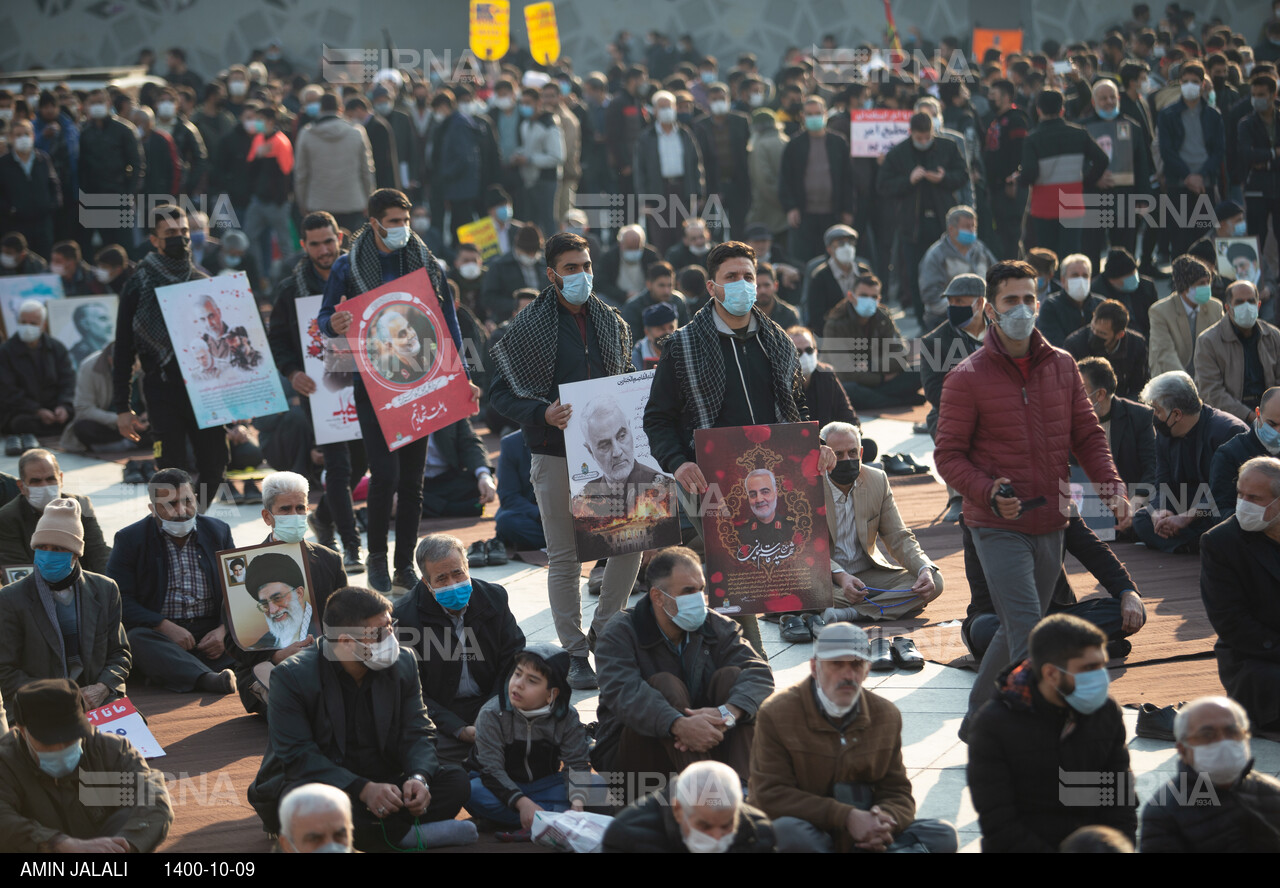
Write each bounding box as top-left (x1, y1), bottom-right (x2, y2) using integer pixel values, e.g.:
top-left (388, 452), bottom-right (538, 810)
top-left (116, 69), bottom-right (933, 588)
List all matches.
top-left (935, 260), bottom-right (1133, 737)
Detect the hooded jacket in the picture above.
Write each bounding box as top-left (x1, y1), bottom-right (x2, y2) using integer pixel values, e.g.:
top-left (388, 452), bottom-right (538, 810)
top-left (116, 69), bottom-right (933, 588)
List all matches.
top-left (967, 660), bottom-right (1136, 852)
top-left (294, 114), bottom-right (376, 215)
top-left (472, 643), bottom-right (590, 810)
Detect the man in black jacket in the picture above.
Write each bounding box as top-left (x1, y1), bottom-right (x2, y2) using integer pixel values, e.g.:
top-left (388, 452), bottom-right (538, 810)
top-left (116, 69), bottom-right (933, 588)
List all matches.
top-left (265, 211), bottom-right (364, 573)
top-left (0, 232), bottom-right (48, 277)
top-left (348, 96), bottom-right (400, 191)
top-left (1090, 247), bottom-right (1157, 339)
top-left (105, 468), bottom-right (237, 695)
top-left (1078, 357), bottom-right (1158, 509)
top-left (481, 224), bottom-right (545, 323)
top-left (391, 534), bottom-right (524, 765)
top-left (153, 85), bottom-right (208, 198)
top-left (211, 102), bottom-right (257, 235)
top-left (779, 95), bottom-right (853, 265)
top-left (878, 113), bottom-right (969, 325)
top-left (1064, 300), bottom-right (1150, 400)
top-left (0, 118), bottom-right (61, 259)
top-left (693, 83), bottom-right (752, 241)
top-left (1209, 386), bottom-right (1280, 520)
top-left (0, 301), bottom-right (75, 451)
top-left (248, 587), bottom-right (472, 851)
top-left (967, 614), bottom-right (1137, 852)
top-left (803, 224), bottom-right (874, 336)
top-left (982, 80), bottom-right (1030, 261)
top-left (77, 88), bottom-right (144, 250)
top-left (420, 418), bottom-right (495, 518)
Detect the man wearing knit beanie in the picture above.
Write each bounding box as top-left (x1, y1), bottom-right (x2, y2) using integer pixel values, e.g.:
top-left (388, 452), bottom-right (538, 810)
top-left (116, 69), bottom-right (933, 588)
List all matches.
top-left (1093, 247), bottom-right (1158, 340)
top-left (0, 497), bottom-right (131, 713)
top-left (1148, 255), bottom-right (1224, 376)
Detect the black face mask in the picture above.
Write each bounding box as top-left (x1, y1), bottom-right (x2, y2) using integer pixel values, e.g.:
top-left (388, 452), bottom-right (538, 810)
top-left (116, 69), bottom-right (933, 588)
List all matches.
top-left (1089, 333), bottom-right (1110, 353)
top-left (1154, 410), bottom-right (1178, 438)
top-left (829, 458), bottom-right (860, 486)
top-left (415, 96), bottom-right (428, 109)
top-left (161, 234), bottom-right (190, 261)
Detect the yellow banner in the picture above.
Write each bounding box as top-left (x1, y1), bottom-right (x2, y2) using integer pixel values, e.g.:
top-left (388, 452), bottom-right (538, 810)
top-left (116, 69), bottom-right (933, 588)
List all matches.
top-left (469, 0), bottom-right (510, 61)
top-left (525, 1), bottom-right (561, 66)
top-left (457, 217), bottom-right (501, 261)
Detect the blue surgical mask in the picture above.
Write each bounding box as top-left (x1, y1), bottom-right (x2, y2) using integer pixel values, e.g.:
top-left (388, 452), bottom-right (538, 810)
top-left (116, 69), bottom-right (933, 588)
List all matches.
top-left (701, 71), bottom-right (716, 84)
top-left (32, 737), bottom-right (83, 778)
top-left (1060, 666), bottom-right (1111, 715)
top-left (1256, 417), bottom-right (1280, 453)
top-left (222, 253), bottom-right (242, 268)
top-left (1190, 284), bottom-right (1213, 305)
top-left (955, 229), bottom-right (977, 245)
top-left (34, 549), bottom-right (75, 583)
top-left (556, 270), bottom-right (593, 305)
top-left (662, 590), bottom-right (707, 632)
top-left (622, 248), bottom-right (644, 263)
top-left (1120, 272), bottom-right (1140, 293)
top-left (716, 279), bottom-right (756, 316)
top-left (272, 514), bottom-right (308, 544)
top-left (854, 295), bottom-right (878, 318)
top-left (519, 104), bottom-right (535, 119)
top-left (433, 579), bottom-right (472, 611)
top-left (1233, 220), bottom-right (1248, 237)
top-left (495, 205), bottom-right (513, 223)
top-left (380, 222), bottom-right (411, 250)
top-left (190, 230), bottom-right (206, 249)
top-left (305, 101), bottom-right (321, 117)
top-left (1097, 106), bottom-right (1120, 120)
top-left (804, 114), bottom-right (825, 132)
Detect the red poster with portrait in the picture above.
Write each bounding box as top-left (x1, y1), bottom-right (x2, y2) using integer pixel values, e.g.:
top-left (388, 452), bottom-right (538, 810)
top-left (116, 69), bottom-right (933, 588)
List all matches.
top-left (344, 268), bottom-right (476, 450)
top-left (694, 423), bottom-right (833, 616)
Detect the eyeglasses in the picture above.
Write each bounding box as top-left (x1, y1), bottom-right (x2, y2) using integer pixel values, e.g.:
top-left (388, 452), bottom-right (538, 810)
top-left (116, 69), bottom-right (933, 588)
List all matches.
top-left (255, 589), bottom-right (300, 613)
top-left (364, 618), bottom-right (398, 642)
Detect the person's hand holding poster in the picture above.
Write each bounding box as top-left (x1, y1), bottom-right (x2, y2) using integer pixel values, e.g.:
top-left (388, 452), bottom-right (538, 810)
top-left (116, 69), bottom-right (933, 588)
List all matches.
top-left (695, 422), bottom-right (833, 615)
top-left (343, 268), bottom-right (476, 450)
top-left (218, 542), bottom-right (320, 652)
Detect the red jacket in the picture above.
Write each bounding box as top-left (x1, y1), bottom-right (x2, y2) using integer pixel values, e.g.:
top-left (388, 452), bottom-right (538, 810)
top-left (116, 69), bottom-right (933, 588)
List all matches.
top-left (934, 327), bottom-right (1122, 535)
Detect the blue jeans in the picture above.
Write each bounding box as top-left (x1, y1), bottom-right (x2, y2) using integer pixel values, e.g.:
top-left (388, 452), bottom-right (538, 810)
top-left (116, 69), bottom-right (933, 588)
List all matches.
top-left (466, 773), bottom-right (570, 826)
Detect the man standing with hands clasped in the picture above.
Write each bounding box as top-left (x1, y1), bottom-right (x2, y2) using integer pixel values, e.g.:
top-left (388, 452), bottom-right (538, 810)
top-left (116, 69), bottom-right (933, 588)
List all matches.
top-left (934, 261), bottom-right (1132, 739)
top-left (488, 232), bottom-right (641, 692)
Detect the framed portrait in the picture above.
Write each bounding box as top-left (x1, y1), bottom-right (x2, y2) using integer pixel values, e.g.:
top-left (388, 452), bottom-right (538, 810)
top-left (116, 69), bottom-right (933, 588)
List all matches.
top-left (216, 541), bottom-right (319, 652)
top-left (2, 565), bottom-right (33, 585)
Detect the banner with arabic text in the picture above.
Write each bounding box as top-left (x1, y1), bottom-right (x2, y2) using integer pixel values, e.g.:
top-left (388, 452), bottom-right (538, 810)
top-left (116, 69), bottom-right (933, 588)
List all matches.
top-left (296, 294), bottom-right (360, 445)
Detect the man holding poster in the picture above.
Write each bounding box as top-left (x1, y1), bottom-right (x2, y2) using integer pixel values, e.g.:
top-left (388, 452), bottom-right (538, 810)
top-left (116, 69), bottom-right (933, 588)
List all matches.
top-left (319, 189), bottom-right (478, 594)
top-left (489, 231), bottom-right (641, 691)
top-left (113, 204), bottom-right (227, 511)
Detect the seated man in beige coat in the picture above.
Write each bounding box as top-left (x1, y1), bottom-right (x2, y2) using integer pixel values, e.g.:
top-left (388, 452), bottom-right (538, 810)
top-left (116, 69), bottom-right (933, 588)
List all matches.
top-left (1194, 280), bottom-right (1280, 423)
top-left (0, 498), bottom-right (130, 712)
top-left (1148, 255), bottom-right (1223, 377)
top-left (818, 422), bottom-right (942, 622)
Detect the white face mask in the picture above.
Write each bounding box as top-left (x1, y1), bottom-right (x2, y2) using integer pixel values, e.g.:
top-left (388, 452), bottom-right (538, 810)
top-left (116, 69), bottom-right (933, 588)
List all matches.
top-left (17, 323), bottom-right (42, 343)
top-left (0, 254), bottom-right (17, 268)
top-left (516, 702), bottom-right (554, 719)
top-left (92, 266), bottom-right (112, 284)
top-left (359, 633), bottom-right (400, 671)
top-left (160, 515), bottom-right (196, 538)
top-left (798, 352), bottom-right (818, 376)
top-left (1191, 738), bottom-right (1251, 785)
top-left (834, 243), bottom-right (856, 266)
top-left (87, 103), bottom-right (108, 119)
top-left (1066, 277), bottom-right (1091, 301)
top-left (458, 262), bottom-right (482, 280)
top-left (1236, 495), bottom-right (1280, 532)
top-left (656, 106), bottom-right (677, 124)
top-left (25, 484), bottom-right (60, 512)
top-left (157, 101), bottom-right (176, 119)
top-left (683, 824), bottom-right (736, 853)
top-left (815, 678), bottom-right (861, 718)
top-left (709, 99), bottom-right (730, 116)
top-left (13, 135), bottom-right (33, 153)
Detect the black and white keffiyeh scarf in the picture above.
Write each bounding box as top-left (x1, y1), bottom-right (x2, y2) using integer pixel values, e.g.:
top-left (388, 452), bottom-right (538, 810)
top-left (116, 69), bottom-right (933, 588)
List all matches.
top-left (672, 303), bottom-right (804, 431)
top-left (131, 251), bottom-right (200, 368)
top-left (345, 223), bottom-right (434, 296)
top-left (489, 284), bottom-right (632, 403)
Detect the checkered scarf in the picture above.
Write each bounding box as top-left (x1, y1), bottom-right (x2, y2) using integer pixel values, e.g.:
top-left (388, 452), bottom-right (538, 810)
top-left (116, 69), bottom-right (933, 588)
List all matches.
top-left (345, 224), bottom-right (438, 297)
top-left (671, 303), bottom-right (804, 431)
top-left (489, 284), bottom-right (632, 403)
top-left (130, 251), bottom-right (201, 368)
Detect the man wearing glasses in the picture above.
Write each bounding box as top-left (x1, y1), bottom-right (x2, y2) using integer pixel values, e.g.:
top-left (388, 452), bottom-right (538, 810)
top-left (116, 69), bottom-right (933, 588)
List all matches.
top-left (249, 587), bottom-right (476, 851)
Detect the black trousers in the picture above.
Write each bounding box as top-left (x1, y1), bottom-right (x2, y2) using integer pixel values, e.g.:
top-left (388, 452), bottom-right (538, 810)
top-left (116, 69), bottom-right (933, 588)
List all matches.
top-left (349, 763), bottom-right (470, 853)
top-left (354, 381), bottom-right (428, 569)
top-left (144, 369), bottom-right (229, 511)
top-left (316, 440), bottom-right (367, 551)
top-left (422, 468), bottom-right (483, 518)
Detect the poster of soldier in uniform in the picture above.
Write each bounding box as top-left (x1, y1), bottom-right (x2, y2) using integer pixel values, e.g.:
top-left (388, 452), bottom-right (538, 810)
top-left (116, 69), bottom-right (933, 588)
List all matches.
top-left (561, 369), bottom-right (680, 561)
top-left (695, 422), bottom-right (833, 616)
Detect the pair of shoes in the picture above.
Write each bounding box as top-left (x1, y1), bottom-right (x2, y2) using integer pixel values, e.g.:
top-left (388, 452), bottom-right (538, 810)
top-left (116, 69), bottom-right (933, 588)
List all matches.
top-left (894, 453), bottom-right (930, 475)
top-left (122, 458), bottom-right (157, 484)
top-left (234, 480), bottom-right (263, 505)
top-left (587, 560), bottom-right (606, 596)
top-left (485, 538), bottom-right (509, 566)
top-left (343, 546), bottom-right (365, 574)
top-left (3, 435), bottom-right (20, 457)
top-left (197, 669), bottom-right (237, 696)
top-left (780, 612), bottom-right (829, 643)
top-left (869, 635), bottom-right (895, 671)
top-left (944, 496), bottom-right (963, 524)
top-left (466, 539), bottom-right (488, 568)
top-left (18, 433), bottom-right (38, 453)
top-left (1135, 701), bottom-right (1184, 741)
top-left (392, 565), bottom-right (417, 590)
top-left (1106, 637), bottom-right (1132, 660)
top-left (911, 421), bottom-right (930, 435)
top-left (880, 453), bottom-right (916, 476)
top-left (567, 656), bottom-right (598, 690)
top-left (367, 553), bottom-right (391, 594)
top-left (308, 513), bottom-right (336, 549)
top-left (868, 635), bottom-right (925, 671)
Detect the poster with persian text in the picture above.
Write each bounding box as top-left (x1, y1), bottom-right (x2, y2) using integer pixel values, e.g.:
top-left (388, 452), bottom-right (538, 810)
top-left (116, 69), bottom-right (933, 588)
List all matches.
top-left (695, 422), bottom-right (832, 615)
top-left (295, 294), bottom-right (360, 445)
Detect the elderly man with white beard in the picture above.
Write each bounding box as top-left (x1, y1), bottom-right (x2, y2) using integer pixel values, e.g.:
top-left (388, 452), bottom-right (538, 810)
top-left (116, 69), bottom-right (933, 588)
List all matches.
top-left (372, 307), bottom-right (435, 384)
top-left (228, 472), bottom-right (346, 717)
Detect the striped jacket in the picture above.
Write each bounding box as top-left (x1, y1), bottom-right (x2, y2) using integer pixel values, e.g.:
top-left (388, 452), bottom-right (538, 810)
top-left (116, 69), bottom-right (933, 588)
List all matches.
top-left (1019, 117), bottom-right (1109, 219)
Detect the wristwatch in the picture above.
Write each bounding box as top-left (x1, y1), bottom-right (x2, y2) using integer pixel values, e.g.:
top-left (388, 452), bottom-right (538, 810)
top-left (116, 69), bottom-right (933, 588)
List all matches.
top-left (718, 705), bottom-right (737, 729)
top-left (409, 773), bottom-right (430, 792)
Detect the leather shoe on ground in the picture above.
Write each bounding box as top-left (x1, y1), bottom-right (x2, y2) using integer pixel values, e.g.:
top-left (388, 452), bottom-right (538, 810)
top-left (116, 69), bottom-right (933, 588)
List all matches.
top-left (567, 656), bottom-right (598, 690)
top-left (944, 497), bottom-right (963, 523)
top-left (881, 453), bottom-right (916, 476)
top-left (486, 538), bottom-right (509, 566)
top-left (367, 554), bottom-right (391, 594)
top-left (3, 436), bottom-right (20, 457)
top-left (891, 636), bottom-right (925, 670)
top-left (869, 636), bottom-right (895, 671)
top-left (900, 454), bottom-right (931, 475)
top-left (779, 614), bottom-right (811, 643)
top-left (802, 613), bottom-right (827, 639)
top-left (1106, 638), bottom-right (1132, 660)
top-left (467, 539), bottom-right (488, 568)
top-left (343, 547), bottom-right (365, 574)
top-left (18, 433), bottom-right (38, 452)
top-left (1135, 702), bottom-right (1183, 741)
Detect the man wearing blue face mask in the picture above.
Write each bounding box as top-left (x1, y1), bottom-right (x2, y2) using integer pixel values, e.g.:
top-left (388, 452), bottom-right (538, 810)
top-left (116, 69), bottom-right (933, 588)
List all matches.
top-left (594, 546), bottom-right (774, 790)
top-left (0, 498), bottom-right (130, 714)
top-left (392, 534), bottom-right (524, 765)
top-left (106, 468), bottom-right (237, 696)
top-left (917, 206), bottom-right (998, 329)
top-left (968, 614), bottom-right (1136, 852)
top-left (227, 471), bottom-right (345, 717)
top-left (1210, 386), bottom-right (1280, 520)
top-left (823, 274), bottom-right (924, 410)
top-left (1080, 79), bottom-right (1150, 267)
top-left (1149, 255), bottom-right (1225, 376)
top-left (489, 232), bottom-right (640, 691)
top-left (1091, 247), bottom-right (1157, 338)
top-left (0, 678), bottom-right (173, 852)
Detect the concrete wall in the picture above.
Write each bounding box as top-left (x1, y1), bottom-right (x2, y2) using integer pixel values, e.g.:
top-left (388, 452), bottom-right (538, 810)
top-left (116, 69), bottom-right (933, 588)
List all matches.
top-left (2, 0), bottom-right (1273, 81)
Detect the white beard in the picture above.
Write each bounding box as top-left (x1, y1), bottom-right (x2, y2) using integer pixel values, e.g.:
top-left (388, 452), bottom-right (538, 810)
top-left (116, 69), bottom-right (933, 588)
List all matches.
top-left (268, 600), bottom-right (311, 645)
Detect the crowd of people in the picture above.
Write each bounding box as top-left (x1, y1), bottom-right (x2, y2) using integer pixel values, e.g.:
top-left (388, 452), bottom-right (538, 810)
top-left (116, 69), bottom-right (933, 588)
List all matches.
top-left (2, 1), bottom-right (1280, 854)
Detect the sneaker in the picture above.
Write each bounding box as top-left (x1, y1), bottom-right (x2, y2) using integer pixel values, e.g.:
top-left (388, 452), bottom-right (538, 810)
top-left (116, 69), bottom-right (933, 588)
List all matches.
top-left (466, 539), bottom-right (488, 568)
top-left (486, 538), bottom-right (509, 566)
top-left (18, 433), bottom-right (39, 453)
top-left (567, 656), bottom-right (598, 690)
top-left (392, 565), bottom-right (417, 591)
top-left (308, 513), bottom-right (336, 549)
top-left (4, 435), bottom-right (20, 456)
top-left (367, 554), bottom-right (391, 594)
top-left (343, 546), bottom-right (365, 574)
